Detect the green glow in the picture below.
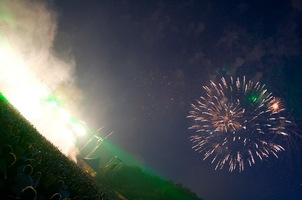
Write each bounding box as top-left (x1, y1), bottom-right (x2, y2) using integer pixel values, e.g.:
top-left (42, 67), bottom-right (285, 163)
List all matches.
top-left (103, 140), bottom-right (158, 175)
top-left (80, 128), bottom-right (160, 177)
top-left (43, 95), bottom-right (159, 174)
top-left (249, 94), bottom-right (258, 102)
top-left (246, 92), bottom-right (260, 104)
top-left (0, 1), bottom-right (16, 28)
top-left (0, 93), bottom-right (9, 102)
top-left (45, 96), bottom-right (62, 107)
top-left (1, 92), bottom-right (160, 177)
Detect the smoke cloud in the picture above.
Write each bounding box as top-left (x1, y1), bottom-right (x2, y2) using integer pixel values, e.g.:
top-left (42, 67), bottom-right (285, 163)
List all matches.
top-left (0, 0), bottom-right (82, 160)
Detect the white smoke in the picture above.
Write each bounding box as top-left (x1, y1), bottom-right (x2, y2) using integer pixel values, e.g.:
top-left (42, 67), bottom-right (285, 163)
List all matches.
top-left (0, 0), bottom-right (83, 160)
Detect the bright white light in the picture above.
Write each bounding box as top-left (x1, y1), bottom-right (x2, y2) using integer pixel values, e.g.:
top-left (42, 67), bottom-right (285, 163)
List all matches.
top-left (0, 0), bottom-right (82, 158)
top-left (72, 123), bottom-right (87, 136)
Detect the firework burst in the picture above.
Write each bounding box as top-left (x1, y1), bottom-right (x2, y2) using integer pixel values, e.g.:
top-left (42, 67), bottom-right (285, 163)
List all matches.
top-left (188, 77), bottom-right (291, 172)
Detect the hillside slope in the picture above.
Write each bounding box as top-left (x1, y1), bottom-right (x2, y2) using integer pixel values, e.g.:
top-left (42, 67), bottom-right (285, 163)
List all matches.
top-left (1, 93), bottom-right (203, 199)
top-left (0, 93), bottom-right (116, 199)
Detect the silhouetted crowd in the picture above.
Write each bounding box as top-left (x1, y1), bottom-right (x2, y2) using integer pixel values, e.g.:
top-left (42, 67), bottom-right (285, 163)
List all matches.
top-left (0, 98), bottom-right (116, 200)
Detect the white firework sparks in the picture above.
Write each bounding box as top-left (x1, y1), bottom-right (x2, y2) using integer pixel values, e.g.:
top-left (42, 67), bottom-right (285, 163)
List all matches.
top-left (188, 76), bottom-right (291, 172)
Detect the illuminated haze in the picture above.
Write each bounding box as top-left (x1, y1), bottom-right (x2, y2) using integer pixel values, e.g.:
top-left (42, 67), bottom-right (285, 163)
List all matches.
top-left (0, 0), bottom-right (83, 160)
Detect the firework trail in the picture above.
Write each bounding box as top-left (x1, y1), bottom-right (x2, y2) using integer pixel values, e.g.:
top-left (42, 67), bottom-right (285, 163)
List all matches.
top-left (188, 76), bottom-right (291, 172)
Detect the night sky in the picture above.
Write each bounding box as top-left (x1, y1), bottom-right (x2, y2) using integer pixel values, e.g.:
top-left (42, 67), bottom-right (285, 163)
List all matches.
top-left (52, 1), bottom-right (302, 199)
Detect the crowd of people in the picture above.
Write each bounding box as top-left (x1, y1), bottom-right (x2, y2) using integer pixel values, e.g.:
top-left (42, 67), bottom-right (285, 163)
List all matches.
top-left (0, 96), bottom-right (117, 200)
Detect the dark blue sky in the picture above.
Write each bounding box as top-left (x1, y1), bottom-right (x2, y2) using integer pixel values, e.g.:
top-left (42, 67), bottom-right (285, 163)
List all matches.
top-left (53, 1), bottom-right (302, 199)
